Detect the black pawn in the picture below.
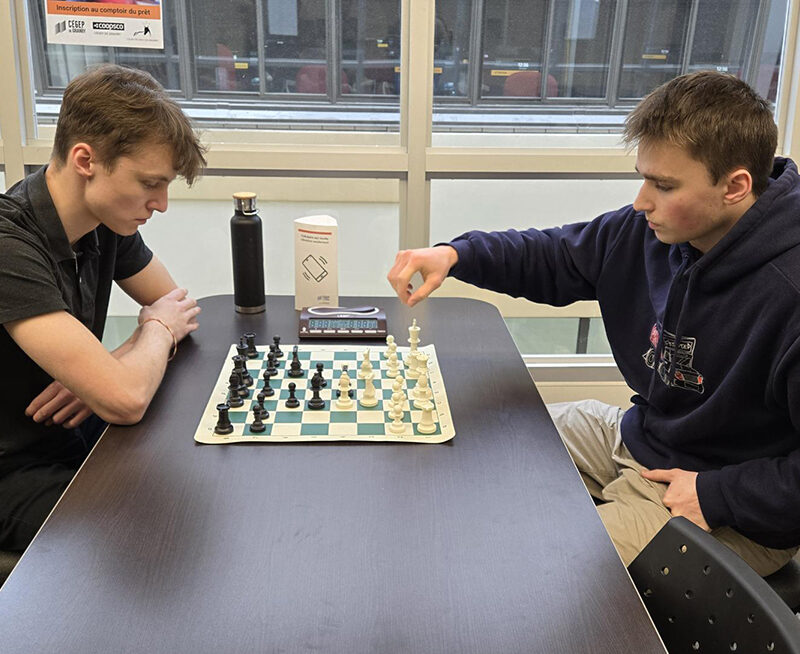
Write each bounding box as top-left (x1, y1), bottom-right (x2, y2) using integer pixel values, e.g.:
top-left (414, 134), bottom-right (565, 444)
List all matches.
top-left (244, 332), bottom-right (258, 359)
top-left (285, 382), bottom-right (300, 408)
top-left (256, 391), bottom-right (269, 419)
top-left (261, 370), bottom-right (275, 397)
top-left (215, 403), bottom-right (234, 434)
top-left (250, 404), bottom-right (266, 433)
top-left (316, 362), bottom-right (327, 387)
top-left (233, 354), bottom-right (253, 387)
top-left (227, 372), bottom-right (244, 407)
top-left (307, 375), bottom-right (325, 410)
top-left (273, 335), bottom-right (284, 358)
top-left (236, 340), bottom-right (248, 360)
top-left (266, 351), bottom-right (278, 377)
top-left (288, 345), bottom-right (304, 378)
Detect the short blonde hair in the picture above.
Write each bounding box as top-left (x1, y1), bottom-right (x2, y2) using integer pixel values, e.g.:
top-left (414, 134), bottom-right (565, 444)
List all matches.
top-left (623, 71), bottom-right (777, 196)
top-left (52, 64), bottom-right (207, 184)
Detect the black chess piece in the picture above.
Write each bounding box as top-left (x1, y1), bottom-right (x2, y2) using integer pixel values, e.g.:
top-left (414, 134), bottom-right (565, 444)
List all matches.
top-left (285, 382), bottom-right (300, 408)
top-left (249, 404), bottom-right (266, 433)
top-left (316, 362), bottom-right (327, 387)
top-left (227, 372), bottom-right (244, 407)
top-left (307, 374), bottom-right (325, 410)
top-left (288, 345), bottom-right (304, 378)
top-left (256, 391), bottom-right (269, 419)
top-left (266, 351), bottom-right (278, 377)
top-left (244, 332), bottom-right (258, 359)
top-left (261, 370), bottom-right (275, 397)
top-left (273, 335), bottom-right (284, 358)
top-left (215, 403), bottom-right (234, 434)
top-left (236, 340), bottom-right (248, 360)
top-left (233, 354), bottom-right (253, 387)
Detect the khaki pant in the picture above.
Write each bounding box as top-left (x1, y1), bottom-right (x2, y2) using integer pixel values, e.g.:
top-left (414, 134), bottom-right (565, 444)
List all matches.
top-left (547, 399), bottom-right (797, 577)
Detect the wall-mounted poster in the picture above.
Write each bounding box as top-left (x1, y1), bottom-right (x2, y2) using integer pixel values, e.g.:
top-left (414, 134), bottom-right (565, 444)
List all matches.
top-left (44, 1), bottom-right (164, 49)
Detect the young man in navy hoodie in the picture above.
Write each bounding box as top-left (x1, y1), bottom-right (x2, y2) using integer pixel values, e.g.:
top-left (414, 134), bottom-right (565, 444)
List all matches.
top-left (387, 71), bottom-right (800, 576)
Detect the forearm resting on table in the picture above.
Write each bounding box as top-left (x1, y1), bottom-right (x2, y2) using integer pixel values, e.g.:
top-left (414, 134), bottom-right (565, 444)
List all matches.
top-left (8, 312), bottom-right (174, 425)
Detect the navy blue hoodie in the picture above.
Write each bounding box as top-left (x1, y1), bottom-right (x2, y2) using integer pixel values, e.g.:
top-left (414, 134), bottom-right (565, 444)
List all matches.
top-left (447, 157), bottom-right (800, 549)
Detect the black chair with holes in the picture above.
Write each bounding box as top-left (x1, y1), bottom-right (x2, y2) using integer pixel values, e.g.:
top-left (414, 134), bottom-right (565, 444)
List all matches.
top-left (628, 517), bottom-right (800, 653)
top-left (765, 557), bottom-right (800, 613)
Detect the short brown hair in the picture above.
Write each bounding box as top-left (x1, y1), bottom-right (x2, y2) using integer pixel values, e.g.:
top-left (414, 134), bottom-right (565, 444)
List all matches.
top-left (52, 64), bottom-right (207, 184)
top-left (623, 71), bottom-right (777, 196)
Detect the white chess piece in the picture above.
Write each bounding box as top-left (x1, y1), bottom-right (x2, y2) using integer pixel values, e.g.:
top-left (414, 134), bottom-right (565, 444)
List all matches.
top-left (386, 351), bottom-right (400, 377)
top-left (406, 319), bottom-right (420, 368)
top-left (388, 377), bottom-right (407, 434)
top-left (336, 366), bottom-right (354, 409)
top-left (359, 371), bottom-right (379, 408)
top-left (383, 335), bottom-right (396, 359)
top-left (416, 400), bottom-right (437, 434)
top-left (412, 353), bottom-right (433, 407)
top-left (358, 348), bottom-right (374, 379)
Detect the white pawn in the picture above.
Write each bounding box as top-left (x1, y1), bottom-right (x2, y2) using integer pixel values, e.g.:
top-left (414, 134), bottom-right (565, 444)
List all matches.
top-left (388, 377), bottom-right (407, 434)
top-left (358, 348), bottom-right (374, 379)
top-left (386, 351), bottom-right (400, 377)
top-left (413, 374), bottom-right (433, 409)
top-left (336, 366), bottom-right (354, 410)
top-left (359, 371), bottom-right (379, 408)
top-left (416, 400), bottom-right (437, 434)
top-left (383, 335), bottom-right (396, 359)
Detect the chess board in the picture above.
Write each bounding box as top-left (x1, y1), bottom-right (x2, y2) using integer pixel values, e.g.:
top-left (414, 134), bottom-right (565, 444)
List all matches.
top-left (194, 343), bottom-right (455, 444)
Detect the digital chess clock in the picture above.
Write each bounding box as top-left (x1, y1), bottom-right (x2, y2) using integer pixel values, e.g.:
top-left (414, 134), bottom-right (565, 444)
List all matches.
top-left (299, 305), bottom-right (388, 339)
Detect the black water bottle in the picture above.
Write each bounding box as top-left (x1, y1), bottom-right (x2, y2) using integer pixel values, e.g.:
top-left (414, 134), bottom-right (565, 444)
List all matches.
top-left (230, 192), bottom-right (266, 313)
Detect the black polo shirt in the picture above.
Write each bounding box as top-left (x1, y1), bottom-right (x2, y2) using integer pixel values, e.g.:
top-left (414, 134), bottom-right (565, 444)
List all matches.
top-left (0, 166), bottom-right (152, 467)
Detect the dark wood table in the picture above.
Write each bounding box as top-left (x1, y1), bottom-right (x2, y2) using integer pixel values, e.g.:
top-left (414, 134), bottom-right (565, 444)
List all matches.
top-left (0, 295), bottom-right (664, 653)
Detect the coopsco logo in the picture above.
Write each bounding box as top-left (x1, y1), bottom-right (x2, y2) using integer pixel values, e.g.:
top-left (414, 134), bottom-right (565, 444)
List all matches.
top-left (92, 21), bottom-right (124, 31)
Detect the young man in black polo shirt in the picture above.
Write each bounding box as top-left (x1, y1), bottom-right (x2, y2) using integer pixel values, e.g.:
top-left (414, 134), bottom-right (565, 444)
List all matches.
top-left (0, 65), bottom-right (207, 551)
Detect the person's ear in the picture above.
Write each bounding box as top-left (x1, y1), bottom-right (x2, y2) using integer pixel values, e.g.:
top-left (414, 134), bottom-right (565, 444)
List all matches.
top-left (723, 167), bottom-right (753, 205)
top-left (69, 143), bottom-right (95, 180)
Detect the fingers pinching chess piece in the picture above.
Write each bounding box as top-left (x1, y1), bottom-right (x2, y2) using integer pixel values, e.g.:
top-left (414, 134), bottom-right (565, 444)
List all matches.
top-left (244, 332), bottom-right (258, 359)
top-left (250, 404), bottom-right (266, 433)
top-left (214, 403), bottom-right (234, 434)
top-left (416, 400), bottom-right (437, 434)
top-left (273, 335), bottom-right (283, 358)
top-left (336, 366), bottom-right (354, 410)
top-left (285, 382), bottom-right (300, 408)
top-left (358, 348), bottom-right (373, 379)
top-left (359, 371), bottom-right (379, 408)
top-left (383, 335), bottom-right (396, 359)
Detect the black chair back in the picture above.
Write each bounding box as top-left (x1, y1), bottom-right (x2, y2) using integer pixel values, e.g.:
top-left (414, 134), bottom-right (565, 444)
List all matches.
top-left (628, 517), bottom-right (800, 653)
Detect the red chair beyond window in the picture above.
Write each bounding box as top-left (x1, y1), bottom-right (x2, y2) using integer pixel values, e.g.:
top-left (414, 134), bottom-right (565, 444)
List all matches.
top-left (295, 65), bottom-right (351, 94)
top-left (503, 70), bottom-right (558, 98)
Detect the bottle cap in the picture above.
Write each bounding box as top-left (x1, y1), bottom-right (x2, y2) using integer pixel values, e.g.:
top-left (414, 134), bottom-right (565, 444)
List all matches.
top-left (233, 192), bottom-right (257, 215)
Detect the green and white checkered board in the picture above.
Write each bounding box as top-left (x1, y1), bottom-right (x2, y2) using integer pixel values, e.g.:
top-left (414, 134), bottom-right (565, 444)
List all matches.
top-left (194, 343), bottom-right (455, 444)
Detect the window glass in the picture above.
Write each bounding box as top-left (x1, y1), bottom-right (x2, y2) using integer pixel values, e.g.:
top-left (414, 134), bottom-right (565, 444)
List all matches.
top-left (31, 0), bottom-right (179, 91)
top-left (480, 0), bottom-right (549, 99)
top-left (341, 0), bottom-right (401, 96)
top-left (433, 1), bottom-right (473, 97)
top-left (191, 0), bottom-right (259, 93)
top-left (753, 0), bottom-right (788, 103)
top-left (688, 0), bottom-right (759, 76)
top-left (548, 0), bottom-right (616, 99)
top-left (618, 0), bottom-right (689, 100)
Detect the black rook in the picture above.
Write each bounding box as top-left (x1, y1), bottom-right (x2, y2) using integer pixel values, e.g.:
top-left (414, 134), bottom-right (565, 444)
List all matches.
top-left (230, 192), bottom-right (266, 314)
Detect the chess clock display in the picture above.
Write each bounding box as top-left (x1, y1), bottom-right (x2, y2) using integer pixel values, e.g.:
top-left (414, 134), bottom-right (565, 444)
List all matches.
top-left (299, 305), bottom-right (387, 339)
